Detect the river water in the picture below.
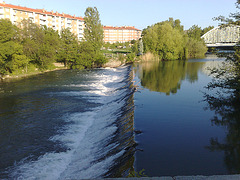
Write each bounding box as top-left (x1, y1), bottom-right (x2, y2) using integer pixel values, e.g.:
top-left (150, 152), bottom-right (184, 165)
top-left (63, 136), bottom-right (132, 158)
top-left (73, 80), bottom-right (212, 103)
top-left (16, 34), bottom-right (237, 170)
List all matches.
top-left (0, 55), bottom-right (236, 179)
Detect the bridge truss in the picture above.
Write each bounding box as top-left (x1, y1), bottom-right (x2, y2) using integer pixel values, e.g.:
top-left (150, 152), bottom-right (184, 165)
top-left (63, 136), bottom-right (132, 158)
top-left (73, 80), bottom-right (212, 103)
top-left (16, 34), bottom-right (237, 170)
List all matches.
top-left (201, 25), bottom-right (240, 47)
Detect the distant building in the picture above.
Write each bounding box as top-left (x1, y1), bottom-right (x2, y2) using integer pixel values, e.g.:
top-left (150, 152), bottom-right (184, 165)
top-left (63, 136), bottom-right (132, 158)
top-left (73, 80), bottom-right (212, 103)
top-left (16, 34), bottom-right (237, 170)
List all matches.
top-left (0, 1), bottom-right (84, 40)
top-left (103, 26), bottom-right (142, 44)
top-left (0, 1), bottom-right (142, 43)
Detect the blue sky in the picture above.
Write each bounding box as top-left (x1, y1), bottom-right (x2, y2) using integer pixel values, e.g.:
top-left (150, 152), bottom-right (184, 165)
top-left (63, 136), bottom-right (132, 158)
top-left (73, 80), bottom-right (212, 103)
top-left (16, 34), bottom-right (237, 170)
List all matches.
top-left (5, 0), bottom-right (237, 30)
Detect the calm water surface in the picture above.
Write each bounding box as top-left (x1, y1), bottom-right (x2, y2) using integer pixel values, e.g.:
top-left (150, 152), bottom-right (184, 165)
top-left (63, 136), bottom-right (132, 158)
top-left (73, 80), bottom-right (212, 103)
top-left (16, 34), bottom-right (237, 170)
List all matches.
top-left (133, 56), bottom-right (230, 176)
top-left (0, 55), bottom-right (237, 179)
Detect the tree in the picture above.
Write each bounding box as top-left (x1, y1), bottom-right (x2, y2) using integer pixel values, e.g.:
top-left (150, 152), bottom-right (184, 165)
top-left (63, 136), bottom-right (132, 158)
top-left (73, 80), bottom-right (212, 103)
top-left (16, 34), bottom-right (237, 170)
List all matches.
top-left (0, 19), bottom-right (18, 43)
top-left (202, 26), bottom-right (214, 35)
top-left (0, 19), bottom-right (29, 75)
top-left (187, 25), bottom-right (203, 40)
top-left (213, 0), bottom-right (240, 26)
top-left (84, 7), bottom-right (104, 53)
top-left (186, 25), bottom-right (208, 58)
top-left (38, 26), bottom-right (61, 69)
top-left (19, 20), bottom-right (61, 70)
top-left (187, 38), bottom-right (207, 58)
top-left (142, 19), bottom-right (188, 60)
top-left (58, 28), bottom-right (80, 67)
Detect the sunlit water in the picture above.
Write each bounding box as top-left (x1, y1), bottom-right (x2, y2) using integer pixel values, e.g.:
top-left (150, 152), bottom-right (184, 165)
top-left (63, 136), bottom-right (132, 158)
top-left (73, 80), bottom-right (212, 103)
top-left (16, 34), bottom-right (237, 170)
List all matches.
top-left (0, 55), bottom-right (237, 179)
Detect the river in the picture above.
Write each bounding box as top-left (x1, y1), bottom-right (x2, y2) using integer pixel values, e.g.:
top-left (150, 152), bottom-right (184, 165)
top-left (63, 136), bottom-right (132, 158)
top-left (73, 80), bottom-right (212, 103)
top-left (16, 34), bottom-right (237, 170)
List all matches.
top-left (0, 55), bottom-right (237, 179)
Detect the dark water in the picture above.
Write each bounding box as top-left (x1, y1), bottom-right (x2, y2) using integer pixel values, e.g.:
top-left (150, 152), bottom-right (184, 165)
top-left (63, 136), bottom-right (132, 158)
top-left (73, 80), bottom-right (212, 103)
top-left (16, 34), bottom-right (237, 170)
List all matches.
top-left (133, 56), bottom-right (231, 176)
top-left (0, 56), bottom-right (237, 179)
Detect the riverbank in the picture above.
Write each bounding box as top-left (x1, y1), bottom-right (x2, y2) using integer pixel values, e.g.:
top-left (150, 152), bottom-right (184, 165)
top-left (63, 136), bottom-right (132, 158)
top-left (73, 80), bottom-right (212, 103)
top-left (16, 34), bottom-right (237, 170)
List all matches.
top-left (0, 60), bottom-right (126, 82)
top-left (0, 63), bottom-right (67, 81)
top-left (106, 174), bottom-right (240, 180)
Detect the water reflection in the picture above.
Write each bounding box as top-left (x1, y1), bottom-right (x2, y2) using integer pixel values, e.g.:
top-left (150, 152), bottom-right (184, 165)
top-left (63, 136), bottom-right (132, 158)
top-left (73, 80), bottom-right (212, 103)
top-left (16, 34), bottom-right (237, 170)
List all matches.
top-left (204, 72), bottom-right (240, 174)
top-left (136, 60), bottom-right (205, 95)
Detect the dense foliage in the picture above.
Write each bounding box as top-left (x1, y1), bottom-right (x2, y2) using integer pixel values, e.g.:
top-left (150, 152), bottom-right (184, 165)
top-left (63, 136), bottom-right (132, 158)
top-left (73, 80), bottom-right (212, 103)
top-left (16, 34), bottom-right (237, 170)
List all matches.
top-left (142, 18), bottom-right (209, 60)
top-left (83, 7), bottom-right (106, 68)
top-left (84, 7), bottom-right (104, 52)
top-left (0, 7), bottom-right (106, 76)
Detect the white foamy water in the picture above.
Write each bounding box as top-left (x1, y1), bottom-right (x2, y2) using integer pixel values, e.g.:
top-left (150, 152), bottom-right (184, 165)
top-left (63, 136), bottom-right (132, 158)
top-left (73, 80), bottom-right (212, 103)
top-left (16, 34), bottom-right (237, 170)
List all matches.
top-left (9, 66), bottom-right (133, 180)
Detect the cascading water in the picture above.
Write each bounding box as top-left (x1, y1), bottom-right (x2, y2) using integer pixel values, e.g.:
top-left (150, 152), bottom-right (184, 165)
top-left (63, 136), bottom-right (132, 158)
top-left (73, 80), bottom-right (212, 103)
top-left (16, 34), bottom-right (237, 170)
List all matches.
top-left (0, 66), bottom-right (136, 179)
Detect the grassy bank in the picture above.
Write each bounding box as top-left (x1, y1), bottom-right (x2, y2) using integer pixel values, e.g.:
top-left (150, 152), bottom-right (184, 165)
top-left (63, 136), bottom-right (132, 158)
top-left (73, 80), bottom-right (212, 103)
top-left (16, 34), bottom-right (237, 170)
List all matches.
top-left (0, 63), bottom-right (67, 81)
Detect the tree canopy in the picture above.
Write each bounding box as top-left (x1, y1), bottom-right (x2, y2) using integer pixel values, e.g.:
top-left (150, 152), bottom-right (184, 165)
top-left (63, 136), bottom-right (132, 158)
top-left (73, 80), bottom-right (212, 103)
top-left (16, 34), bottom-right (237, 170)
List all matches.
top-left (142, 18), bottom-right (208, 60)
top-left (0, 7), bottom-right (107, 76)
top-left (84, 7), bottom-right (104, 53)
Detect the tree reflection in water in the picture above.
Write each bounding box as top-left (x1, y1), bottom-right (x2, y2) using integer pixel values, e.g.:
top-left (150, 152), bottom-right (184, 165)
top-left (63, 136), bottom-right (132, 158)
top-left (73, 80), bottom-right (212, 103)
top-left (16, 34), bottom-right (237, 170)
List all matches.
top-left (136, 60), bottom-right (205, 95)
top-left (204, 59), bottom-right (240, 174)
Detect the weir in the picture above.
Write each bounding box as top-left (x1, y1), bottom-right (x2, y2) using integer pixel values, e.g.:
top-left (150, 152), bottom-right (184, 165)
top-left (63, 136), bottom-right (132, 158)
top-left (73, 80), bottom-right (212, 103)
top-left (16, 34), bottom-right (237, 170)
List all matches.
top-left (0, 66), bottom-right (137, 179)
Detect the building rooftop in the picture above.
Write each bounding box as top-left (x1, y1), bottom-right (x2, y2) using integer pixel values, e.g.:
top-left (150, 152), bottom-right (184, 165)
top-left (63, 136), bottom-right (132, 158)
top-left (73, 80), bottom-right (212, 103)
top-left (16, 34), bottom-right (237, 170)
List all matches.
top-left (0, 1), bottom-right (84, 21)
top-left (103, 25), bottom-right (141, 31)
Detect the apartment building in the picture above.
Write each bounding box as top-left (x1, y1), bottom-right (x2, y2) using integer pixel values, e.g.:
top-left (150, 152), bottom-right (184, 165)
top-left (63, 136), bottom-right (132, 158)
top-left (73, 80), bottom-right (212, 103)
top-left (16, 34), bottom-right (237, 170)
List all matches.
top-left (103, 26), bottom-right (142, 44)
top-left (0, 1), bottom-right (84, 40)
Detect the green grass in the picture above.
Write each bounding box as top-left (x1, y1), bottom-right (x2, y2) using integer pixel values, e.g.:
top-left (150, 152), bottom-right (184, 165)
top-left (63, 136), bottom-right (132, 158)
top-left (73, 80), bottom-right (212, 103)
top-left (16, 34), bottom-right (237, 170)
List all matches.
top-left (101, 48), bottom-right (131, 54)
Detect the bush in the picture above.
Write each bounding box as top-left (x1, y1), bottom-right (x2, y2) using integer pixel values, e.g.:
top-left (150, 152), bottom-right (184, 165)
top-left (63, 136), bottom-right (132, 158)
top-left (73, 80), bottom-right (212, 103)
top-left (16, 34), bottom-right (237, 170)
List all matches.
top-left (126, 53), bottom-right (136, 63)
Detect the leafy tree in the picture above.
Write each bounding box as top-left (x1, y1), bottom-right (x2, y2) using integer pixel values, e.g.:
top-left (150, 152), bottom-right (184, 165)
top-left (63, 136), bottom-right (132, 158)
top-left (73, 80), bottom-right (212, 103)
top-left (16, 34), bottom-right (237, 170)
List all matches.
top-left (142, 26), bottom-right (158, 54)
top-left (72, 7), bottom-right (107, 69)
top-left (0, 19), bottom-right (18, 43)
top-left (126, 53), bottom-right (136, 63)
top-left (131, 39), bottom-right (137, 44)
top-left (213, 0), bottom-right (240, 26)
top-left (202, 26), bottom-right (214, 35)
top-left (187, 38), bottom-right (207, 58)
top-left (37, 27), bottom-right (60, 69)
top-left (84, 7), bottom-right (104, 53)
top-left (142, 18), bottom-right (208, 60)
top-left (19, 20), bottom-right (61, 70)
top-left (132, 40), bottom-right (139, 54)
top-left (186, 25), bottom-right (207, 58)
top-left (0, 19), bottom-right (29, 75)
top-left (0, 41), bottom-right (29, 74)
top-left (72, 41), bottom-right (95, 69)
top-left (58, 28), bottom-right (79, 67)
top-left (187, 25), bottom-right (203, 40)
top-left (143, 19), bottom-right (187, 60)
top-left (103, 42), bottom-right (111, 49)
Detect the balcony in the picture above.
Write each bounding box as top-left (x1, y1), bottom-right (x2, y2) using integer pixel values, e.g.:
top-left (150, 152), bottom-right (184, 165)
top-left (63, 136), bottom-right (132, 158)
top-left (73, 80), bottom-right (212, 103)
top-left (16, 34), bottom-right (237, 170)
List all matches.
top-left (40, 19), bottom-right (47, 26)
top-left (28, 13), bottom-right (34, 18)
top-left (40, 15), bottom-right (47, 20)
top-left (0, 8), bottom-right (4, 14)
top-left (67, 19), bottom-right (72, 24)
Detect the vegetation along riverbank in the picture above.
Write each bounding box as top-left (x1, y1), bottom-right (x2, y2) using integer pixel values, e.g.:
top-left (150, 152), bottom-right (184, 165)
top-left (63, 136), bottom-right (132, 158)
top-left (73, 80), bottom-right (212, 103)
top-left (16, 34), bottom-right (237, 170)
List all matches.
top-left (0, 5), bottom-right (213, 81)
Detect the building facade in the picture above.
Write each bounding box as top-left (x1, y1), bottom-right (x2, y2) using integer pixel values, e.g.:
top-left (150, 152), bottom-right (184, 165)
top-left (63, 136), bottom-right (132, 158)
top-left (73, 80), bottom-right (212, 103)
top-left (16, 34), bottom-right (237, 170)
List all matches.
top-left (103, 26), bottom-right (142, 44)
top-left (0, 1), bottom-right (84, 40)
top-left (0, 1), bottom-right (142, 43)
